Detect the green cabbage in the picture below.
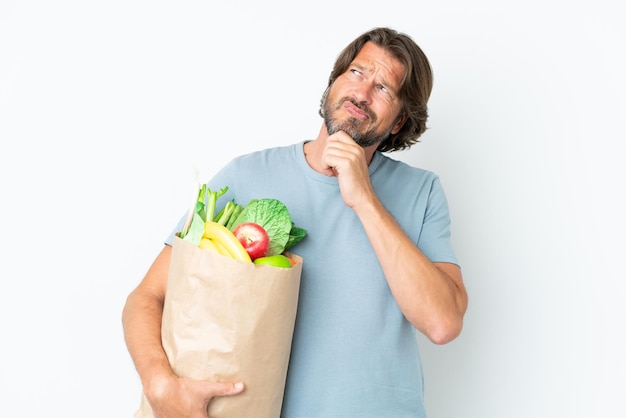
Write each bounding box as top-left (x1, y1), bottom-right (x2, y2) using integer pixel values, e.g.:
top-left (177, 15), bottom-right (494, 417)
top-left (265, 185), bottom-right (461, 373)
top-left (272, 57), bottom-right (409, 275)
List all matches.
top-left (230, 199), bottom-right (306, 256)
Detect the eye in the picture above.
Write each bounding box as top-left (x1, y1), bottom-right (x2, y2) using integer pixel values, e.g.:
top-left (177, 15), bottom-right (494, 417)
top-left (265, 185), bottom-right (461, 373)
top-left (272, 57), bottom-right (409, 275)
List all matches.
top-left (350, 68), bottom-right (362, 77)
top-left (377, 84), bottom-right (391, 96)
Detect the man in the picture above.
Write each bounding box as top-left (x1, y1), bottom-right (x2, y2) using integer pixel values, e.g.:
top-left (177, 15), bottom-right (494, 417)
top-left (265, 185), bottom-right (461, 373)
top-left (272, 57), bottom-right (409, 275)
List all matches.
top-left (123, 27), bottom-right (468, 417)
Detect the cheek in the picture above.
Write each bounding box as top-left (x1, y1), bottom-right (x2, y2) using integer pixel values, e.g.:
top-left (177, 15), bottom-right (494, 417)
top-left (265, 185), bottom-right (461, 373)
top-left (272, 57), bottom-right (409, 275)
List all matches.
top-left (372, 105), bottom-right (393, 123)
top-left (327, 83), bottom-right (346, 102)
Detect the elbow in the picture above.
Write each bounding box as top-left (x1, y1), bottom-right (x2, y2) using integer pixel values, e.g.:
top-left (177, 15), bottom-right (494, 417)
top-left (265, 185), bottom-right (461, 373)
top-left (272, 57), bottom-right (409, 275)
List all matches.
top-left (423, 316), bottom-right (464, 345)
top-left (121, 291), bottom-right (136, 328)
top-left (121, 288), bottom-right (147, 328)
top-left (425, 286), bottom-right (468, 344)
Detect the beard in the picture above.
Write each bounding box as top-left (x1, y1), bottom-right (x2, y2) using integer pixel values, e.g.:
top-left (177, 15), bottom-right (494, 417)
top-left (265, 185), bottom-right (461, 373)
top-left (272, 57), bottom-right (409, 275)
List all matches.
top-left (321, 93), bottom-right (393, 148)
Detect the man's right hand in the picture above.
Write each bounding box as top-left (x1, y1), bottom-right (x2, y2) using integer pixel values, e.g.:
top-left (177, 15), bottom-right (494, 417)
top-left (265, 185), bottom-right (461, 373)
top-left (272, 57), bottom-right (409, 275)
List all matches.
top-left (145, 374), bottom-right (245, 418)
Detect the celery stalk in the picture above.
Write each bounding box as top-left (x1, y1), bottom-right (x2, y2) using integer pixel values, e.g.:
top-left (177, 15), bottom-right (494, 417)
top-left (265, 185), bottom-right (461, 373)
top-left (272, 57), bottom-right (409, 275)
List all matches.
top-left (226, 203), bottom-right (243, 230)
top-left (216, 200), bottom-right (236, 225)
top-left (205, 186), bottom-right (228, 222)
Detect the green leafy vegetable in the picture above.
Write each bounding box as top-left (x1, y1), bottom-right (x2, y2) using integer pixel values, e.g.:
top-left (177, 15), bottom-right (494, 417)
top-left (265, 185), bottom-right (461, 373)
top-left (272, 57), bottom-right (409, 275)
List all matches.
top-left (230, 198), bottom-right (303, 256)
top-left (285, 224), bottom-right (307, 251)
top-left (178, 183), bottom-right (307, 254)
top-left (179, 184), bottom-right (228, 246)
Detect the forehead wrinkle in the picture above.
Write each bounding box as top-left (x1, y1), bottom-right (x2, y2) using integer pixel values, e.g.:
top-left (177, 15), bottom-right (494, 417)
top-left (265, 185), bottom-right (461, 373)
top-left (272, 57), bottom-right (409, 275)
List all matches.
top-left (352, 51), bottom-right (403, 96)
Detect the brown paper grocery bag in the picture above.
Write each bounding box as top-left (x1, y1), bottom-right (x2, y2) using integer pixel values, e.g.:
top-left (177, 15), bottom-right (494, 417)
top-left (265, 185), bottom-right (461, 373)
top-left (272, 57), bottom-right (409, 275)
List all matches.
top-left (134, 236), bottom-right (302, 418)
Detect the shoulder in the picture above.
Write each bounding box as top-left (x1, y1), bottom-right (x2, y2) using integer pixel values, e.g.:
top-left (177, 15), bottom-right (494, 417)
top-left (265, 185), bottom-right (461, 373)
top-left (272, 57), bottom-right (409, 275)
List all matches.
top-left (374, 152), bottom-right (440, 184)
top-left (232, 142), bottom-right (300, 165)
top-left (216, 143), bottom-right (300, 180)
top-left (210, 142), bottom-right (304, 202)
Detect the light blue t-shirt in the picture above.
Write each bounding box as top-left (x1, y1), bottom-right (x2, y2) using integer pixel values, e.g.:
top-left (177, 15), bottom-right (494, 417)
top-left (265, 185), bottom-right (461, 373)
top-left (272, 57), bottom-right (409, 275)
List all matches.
top-left (165, 141), bottom-right (458, 417)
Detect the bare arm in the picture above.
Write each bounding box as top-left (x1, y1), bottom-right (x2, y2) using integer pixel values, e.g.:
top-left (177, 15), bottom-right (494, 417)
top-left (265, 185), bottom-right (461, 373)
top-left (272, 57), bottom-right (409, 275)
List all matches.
top-left (354, 198), bottom-right (467, 343)
top-left (122, 245), bottom-right (244, 417)
top-left (321, 133), bottom-right (468, 344)
top-left (122, 245), bottom-right (175, 395)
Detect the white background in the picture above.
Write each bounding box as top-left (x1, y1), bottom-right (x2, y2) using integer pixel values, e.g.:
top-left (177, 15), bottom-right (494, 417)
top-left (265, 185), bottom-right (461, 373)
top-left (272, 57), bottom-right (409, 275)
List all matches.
top-left (1, 1), bottom-right (624, 417)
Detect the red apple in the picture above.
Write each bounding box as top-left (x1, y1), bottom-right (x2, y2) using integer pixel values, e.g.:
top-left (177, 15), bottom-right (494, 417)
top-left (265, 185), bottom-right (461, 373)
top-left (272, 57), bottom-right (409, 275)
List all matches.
top-left (232, 222), bottom-right (270, 261)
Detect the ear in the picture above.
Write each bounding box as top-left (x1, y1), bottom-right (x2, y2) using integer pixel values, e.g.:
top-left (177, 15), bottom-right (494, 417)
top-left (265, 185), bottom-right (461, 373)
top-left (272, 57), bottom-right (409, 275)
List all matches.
top-left (390, 112), bottom-right (408, 135)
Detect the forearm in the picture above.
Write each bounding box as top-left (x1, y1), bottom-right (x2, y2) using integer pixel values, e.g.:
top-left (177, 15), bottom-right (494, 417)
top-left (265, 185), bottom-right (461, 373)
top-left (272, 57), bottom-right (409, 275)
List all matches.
top-left (122, 287), bottom-right (175, 393)
top-left (122, 244), bottom-right (247, 415)
top-left (354, 196), bottom-right (467, 343)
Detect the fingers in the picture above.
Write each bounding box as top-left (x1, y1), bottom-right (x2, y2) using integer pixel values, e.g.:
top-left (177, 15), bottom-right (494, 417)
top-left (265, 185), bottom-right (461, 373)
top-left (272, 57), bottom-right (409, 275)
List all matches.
top-left (149, 378), bottom-right (245, 418)
top-left (326, 130), bottom-right (360, 151)
top-left (322, 132), bottom-right (363, 174)
top-left (193, 380), bottom-right (245, 403)
top-left (203, 382), bottom-right (245, 418)
top-left (209, 381), bottom-right (245, 398)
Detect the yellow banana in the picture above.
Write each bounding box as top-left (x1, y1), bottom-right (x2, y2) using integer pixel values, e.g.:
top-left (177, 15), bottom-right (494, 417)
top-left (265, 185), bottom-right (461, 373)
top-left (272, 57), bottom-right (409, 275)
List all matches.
top-left (199, 237), bottom-right (232, 258)
top-left (199, 237), bottom-right (220, 254)
top-left (209, 237), bottom-right (232, 258)
top-left (203, 221), bottom-right (252, 263)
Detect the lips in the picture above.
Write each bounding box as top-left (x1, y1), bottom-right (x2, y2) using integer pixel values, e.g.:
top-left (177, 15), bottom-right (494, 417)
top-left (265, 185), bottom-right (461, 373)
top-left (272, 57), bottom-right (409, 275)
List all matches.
top-left (342, 99), bottom-right (370, 121)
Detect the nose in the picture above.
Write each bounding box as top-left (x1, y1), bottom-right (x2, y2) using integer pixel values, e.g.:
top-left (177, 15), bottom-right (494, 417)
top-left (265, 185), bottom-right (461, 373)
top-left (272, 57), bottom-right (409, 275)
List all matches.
top-left (352, 80), bottom-right (374, 105)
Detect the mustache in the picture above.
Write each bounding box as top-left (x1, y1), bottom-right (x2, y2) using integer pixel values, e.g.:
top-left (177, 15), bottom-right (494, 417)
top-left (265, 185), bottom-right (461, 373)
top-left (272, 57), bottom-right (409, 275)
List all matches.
top-left (339, 97), bottom-right (375, 121)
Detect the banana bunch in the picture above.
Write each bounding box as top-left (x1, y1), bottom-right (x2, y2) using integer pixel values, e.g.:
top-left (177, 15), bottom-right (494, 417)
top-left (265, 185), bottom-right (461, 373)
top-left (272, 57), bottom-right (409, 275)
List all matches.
top-left (199, 221), bottom-right (252, 263)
